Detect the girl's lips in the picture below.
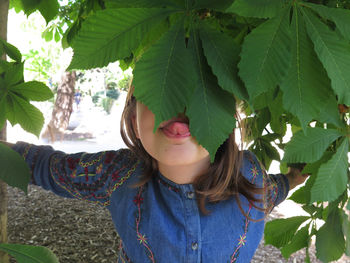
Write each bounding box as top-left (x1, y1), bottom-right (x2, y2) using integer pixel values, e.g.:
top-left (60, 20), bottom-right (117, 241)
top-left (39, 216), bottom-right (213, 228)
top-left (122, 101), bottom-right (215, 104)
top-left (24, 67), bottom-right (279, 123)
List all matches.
top-left (159, 117), bottom-right (189, 129)
top-left (161, 121), bottom-right (191, 138)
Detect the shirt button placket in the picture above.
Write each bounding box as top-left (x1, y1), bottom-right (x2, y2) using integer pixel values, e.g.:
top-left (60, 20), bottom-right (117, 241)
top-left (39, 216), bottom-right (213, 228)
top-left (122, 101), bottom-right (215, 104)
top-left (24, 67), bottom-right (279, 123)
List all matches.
top-left (191, 242), bottom-right (198, 251)
top-left (187, 191), bottom-right (195, 199)
top-left (182, 186), bottom-right (201, 263)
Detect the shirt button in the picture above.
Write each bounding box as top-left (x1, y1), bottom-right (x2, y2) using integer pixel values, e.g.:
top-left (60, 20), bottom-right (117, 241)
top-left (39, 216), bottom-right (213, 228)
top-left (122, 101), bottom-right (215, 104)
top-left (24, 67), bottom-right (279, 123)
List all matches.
top-left (191, 242), bottom-right (198, 250)
top-left (187, 191), bottom-right (195, 199)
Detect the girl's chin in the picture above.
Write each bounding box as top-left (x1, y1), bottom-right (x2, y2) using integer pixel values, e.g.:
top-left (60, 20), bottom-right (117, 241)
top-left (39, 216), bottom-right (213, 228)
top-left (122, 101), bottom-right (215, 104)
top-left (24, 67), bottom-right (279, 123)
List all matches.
top-left (156, 147), bottom-right (210, 166)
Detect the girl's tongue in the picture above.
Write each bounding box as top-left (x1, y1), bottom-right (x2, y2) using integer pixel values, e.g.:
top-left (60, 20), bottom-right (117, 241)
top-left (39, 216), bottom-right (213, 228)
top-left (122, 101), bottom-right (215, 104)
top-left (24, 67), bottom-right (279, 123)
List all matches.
top-left (162, 122), bottom-right (190, 137)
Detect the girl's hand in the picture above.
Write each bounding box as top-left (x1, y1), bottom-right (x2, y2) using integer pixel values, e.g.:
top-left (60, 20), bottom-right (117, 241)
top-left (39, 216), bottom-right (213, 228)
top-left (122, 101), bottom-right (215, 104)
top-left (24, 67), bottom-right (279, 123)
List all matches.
top-left (285, 167), bottom-right (310, 190)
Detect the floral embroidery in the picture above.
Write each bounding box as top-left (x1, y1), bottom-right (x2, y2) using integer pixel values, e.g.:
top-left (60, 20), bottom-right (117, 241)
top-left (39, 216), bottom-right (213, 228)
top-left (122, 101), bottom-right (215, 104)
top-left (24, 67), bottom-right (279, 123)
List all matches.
top-left (251, 166), bottom-right (259, 178)
top-left (20, 145), bottom-right (40, 185)
top-left (22, 144), bottom-right (31, 159)
top-left (137, 234), bottom-right (148, 244)
top-left (263, 171), bottom-right (279, 212)
top-left (79, 152), bottom-right (104, 167)
top-left (134, 186), bottom-right (155, 263)
top-left (50, 150), bottom-right (138, 206)
top-left (67, 157), bottom-right (80, 170)
top-left (230, 203), bottom-right (253, 262)
top-left (230, 155), bottom-right (259, 263)
top-left (133, 195), bottom-right (144, 206)
top-left (157, 175), bottom-right (180, 193)
top-left (237, 234), bottom-right (246, 246)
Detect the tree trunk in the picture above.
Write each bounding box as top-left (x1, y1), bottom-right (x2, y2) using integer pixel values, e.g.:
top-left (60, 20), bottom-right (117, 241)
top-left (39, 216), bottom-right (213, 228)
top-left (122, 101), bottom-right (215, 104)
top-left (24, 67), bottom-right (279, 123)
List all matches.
top-left (0, 0), bottom-right (10, 261)
top-left (41, 71), bottom-right (76, 142)
top-left (0, 127), bottom-right (8, 263)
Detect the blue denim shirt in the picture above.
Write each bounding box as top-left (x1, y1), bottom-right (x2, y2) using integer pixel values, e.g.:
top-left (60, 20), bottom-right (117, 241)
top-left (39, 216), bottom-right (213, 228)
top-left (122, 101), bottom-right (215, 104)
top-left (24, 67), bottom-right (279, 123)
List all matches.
top-left (13, 142), bottom-right (289, 263)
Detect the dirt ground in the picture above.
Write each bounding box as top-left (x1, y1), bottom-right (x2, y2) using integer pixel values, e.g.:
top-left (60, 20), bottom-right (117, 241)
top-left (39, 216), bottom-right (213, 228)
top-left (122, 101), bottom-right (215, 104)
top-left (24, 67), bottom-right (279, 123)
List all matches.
top-left (6, 185), bottom-right (350, 263)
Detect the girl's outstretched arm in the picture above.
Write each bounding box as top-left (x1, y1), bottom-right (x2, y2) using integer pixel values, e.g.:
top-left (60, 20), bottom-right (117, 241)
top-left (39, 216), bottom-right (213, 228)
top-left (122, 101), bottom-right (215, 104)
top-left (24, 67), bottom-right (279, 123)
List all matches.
top-left (2, 141), bottom-right (139, 207)
top-left (285, 167), bottom-right (309, 190)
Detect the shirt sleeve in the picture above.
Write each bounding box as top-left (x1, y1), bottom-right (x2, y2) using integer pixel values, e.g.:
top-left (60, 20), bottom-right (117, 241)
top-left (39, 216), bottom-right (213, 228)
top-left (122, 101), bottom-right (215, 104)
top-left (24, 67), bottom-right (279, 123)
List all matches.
top-left (242, 151), bottom-right (290, 212)
top-left (264, 173), bottom-right (289, 210)
top-left (12, 141), bottom-right (140, 207)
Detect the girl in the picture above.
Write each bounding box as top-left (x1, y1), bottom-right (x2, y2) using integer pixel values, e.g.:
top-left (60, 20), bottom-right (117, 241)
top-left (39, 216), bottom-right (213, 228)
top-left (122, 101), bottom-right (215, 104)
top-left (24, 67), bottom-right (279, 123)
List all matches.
top-left (3, 85), bottom-right (308, 262)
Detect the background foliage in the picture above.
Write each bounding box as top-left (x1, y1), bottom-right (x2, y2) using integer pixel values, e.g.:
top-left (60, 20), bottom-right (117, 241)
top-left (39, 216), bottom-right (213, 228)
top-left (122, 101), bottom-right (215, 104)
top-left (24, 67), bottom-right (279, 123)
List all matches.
top-left (0, 0), bottom-right (349, 262)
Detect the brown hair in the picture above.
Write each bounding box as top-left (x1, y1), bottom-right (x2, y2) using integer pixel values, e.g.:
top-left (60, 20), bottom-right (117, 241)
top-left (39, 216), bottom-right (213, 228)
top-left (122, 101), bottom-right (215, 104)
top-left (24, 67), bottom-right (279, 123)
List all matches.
top-left (120, 86), bottom-right (265, 218)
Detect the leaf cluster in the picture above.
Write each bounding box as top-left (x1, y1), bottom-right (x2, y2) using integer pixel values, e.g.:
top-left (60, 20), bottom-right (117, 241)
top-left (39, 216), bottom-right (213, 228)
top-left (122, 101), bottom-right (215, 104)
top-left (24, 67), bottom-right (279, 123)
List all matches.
top-left (0, 39), bottom-right (53, 137)
top-left (2, 0), bottom-right (350, 261)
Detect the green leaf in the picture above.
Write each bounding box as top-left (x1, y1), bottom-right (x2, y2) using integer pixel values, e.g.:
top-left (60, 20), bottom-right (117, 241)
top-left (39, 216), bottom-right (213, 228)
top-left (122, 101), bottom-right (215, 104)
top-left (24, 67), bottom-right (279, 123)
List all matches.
top-left (132, 16), bottom-right (170, 63)
top-left (199, 21), bottom-right (247, 100)
top-left (6, 94), bottom-right (45, 137)
top-left (264, 216), bottom-right (309, 248)
top-left (268, 90), bottom-right (287, 135)
top-left (0, 144), bottom-right (30, 193)
top-left (133, 18), bottom-right (195, 130)
top-left (4, 62), bottom-right (24, 86)
top-left (226, 0), bottom-right (287, 18)
top-left (280, 162), bottom-right (288, 174)
top-left (105, 0), bottom-right (184, 8)
top-left (311, 138), bottom-right (349, 203)
top-left (0, 243), bottom-right (59, 263)
top-left (289, 172), bottom-right (316, 204)
top-left (15, 0), bottom-right (59, 24)
top-left (15, 0), bottom-right (40, 14)
top-left (249, 138), bottom-right (277, 169)
top-left (303, 150), bottom-right (333, 174)
top-left (302, 7), bottom-right (350, 106)
top-left (0, 96), bottom-right (6, 131)
top-left (0, 60), bottom-right (12, 74)
top-left (36, 0), bottom-right (59, 24)
top-left (305, 248), bottom-right (311, 263)
top-left (238, 7), bottom-right (292, 101)
top-left (192, 0), bottom-right (233, 11)
top-left (343, 213), bottom-right (350, 256)
top-left (280, 6), bottom-right (332, 131)
top-left (316, 209), bottom-right (345, 262)
top-left (251, 89), bottom-right (276, 110)
top-left (54, 29), bottom-right (60, 42)
top-left (9, 81), bottom-right (53, 101)
top-left (259, 138), bottom-right (280, 162)
top-left (42, 27), bottom-right (53, 42)
top-left (0, 39), bottom-right (22, 62)
top-left (9, 0), bottom-right (25, 12)
top-left (317, 95), bottom-right (344, 128)
top-left (305, 3), bottom-right (350, 42)
top-left (187, 29), bottom-right (236, 162)
top-left (68, 8), bottom-right (177, 70)
top-left (283, 127), bottom-right (343, 163)
top-left (62, 20), bottom-right (80, 48)
top-left (281, 224), bottom-right (310, 259)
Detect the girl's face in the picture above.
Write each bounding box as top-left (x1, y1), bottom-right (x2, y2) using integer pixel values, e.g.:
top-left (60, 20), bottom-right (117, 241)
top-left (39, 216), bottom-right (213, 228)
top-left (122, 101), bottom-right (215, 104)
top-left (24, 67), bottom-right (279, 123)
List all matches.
top-left (133, 101), bottom-right (210, 168)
